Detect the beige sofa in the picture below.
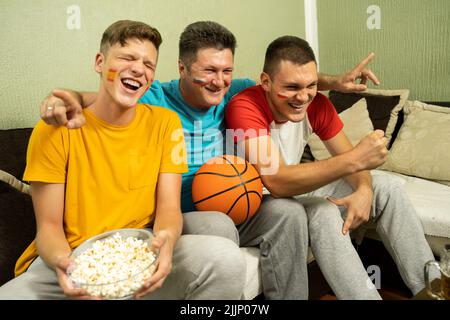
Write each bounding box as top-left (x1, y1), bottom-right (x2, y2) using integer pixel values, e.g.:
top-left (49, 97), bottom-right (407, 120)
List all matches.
top-left (240, 90), bottom-right (450, 299)
top-left (1, 91), bottom-right (448, 299)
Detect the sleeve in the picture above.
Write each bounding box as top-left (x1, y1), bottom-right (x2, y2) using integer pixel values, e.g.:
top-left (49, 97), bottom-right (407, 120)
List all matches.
top-left (226, 96), bottom-right (270, 143)
top-left (308, 93), bottom-right (344, 141)
top-left (159, 112), bottom-right (189, 174)
top-left (138, 80), bottom-right (166, 106)
top-left (23, 121), bottom-right (69, 183)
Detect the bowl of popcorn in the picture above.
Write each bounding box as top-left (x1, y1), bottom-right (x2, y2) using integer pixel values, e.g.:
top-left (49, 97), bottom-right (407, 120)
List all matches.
top-left (67, 228), bottom-right (158, 299)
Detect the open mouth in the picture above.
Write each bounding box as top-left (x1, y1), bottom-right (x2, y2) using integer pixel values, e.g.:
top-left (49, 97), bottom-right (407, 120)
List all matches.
top-left (121, 78), bottom-right (143, 92)
top-left (288, 103), bottom-right (305, 110)
top-left (204, 86), bottom-right (222, 94)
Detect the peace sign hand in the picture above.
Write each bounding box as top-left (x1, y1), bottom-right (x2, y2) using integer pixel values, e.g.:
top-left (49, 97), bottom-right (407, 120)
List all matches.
top-left (333, 53), bottom-right (380, 93)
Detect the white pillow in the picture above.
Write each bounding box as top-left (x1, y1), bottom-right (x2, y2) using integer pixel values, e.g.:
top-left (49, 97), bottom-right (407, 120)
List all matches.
top-left (308, 98), bottom-right (374, 160)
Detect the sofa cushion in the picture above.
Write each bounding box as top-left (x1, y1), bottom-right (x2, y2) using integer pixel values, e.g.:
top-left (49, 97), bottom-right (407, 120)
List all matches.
top-left (0, 179), bottom-right (35, 286)
top-left (328, 89), bottom-right (409, 146)
top-left (380, 101), bottom-right (450, 185)
top-left (0, 128), bottom-right (33, 180)
top-left (308, 98), bottom-right (374, 160)
top-left (0, 128), bottom-right (35, 286)
top-left (372, 170), bottom-right (450, 240)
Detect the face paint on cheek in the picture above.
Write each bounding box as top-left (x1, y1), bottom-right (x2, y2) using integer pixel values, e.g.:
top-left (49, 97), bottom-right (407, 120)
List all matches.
top-left (277, 92), bottom-right (289, 99)
top-left (193, 77), bottom-right (208, 86)
top-left (107, 69), bottom-right (117, 82)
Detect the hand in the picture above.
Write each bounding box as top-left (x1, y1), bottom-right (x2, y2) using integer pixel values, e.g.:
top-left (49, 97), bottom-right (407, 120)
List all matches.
top-left (55, 256), bottom-right (100, 300)
top-left (327, 187), bottom-right (373, 235)
top-left (40, 89), bottom-right (86, 129)
top-left (134, 230), bottom-right (174, 299)
top-left (352, 130), bottom-right (388, 170)
top-left (333, 53), bottom-right (380, 93)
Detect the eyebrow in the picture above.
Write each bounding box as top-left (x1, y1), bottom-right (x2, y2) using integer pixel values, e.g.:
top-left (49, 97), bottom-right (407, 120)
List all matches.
top-left (281, 80), bottom-right (318, 87)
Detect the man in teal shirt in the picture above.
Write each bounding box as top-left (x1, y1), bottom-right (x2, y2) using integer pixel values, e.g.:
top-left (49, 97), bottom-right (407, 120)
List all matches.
top-left (139, 78), bottom-right (254, 211)
top-left (40, 21), bottom-right (379, 299)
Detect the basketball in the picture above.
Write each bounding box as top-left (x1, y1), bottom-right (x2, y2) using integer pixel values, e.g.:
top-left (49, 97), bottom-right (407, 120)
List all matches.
top-left (192, 155), bottom-right (263, 225)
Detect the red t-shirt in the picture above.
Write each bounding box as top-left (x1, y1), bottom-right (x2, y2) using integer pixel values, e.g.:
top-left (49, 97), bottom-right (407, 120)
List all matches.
top-left (226, 85), bottom-right (343, 164)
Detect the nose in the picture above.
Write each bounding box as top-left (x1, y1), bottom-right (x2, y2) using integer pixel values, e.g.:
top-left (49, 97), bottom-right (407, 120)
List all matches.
top-left (211, 72), bottom-right (225, 88)
top-left (295, 89), bottom-right (310, 103)
top-left (130, 61), bottom-right (145, 76)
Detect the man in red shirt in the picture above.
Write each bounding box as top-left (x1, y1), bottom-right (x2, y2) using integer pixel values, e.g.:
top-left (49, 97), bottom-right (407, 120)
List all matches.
top-left (226, 36), bottom-right (436, 299)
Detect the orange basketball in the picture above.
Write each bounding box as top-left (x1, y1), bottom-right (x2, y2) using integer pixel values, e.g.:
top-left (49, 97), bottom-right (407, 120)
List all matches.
top-left (192, 155), bottom-right (263, 225)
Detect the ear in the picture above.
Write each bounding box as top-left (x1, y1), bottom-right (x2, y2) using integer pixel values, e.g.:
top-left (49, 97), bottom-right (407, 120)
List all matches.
top-left (95, 53), bottom-right (105, 74)
top-left (178, 60), bottom-right (187, 77)
top-left (260, 72), bottom-right (271, 92)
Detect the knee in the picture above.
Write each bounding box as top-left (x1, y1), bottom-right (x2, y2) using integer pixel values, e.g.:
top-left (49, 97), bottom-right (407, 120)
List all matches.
top-left (371, 174), bottom-right (406, 205)
top-left (184, 211), bottom-right (239, 245)
top-left (305, 197), bottom-right (342, 228)
top-left (372, 174), bottom-right (404, 194)
top-left (207, 211), bottom-right (240, 244)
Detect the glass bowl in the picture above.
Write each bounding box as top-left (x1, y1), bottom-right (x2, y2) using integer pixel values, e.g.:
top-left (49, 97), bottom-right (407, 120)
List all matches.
top-left (67, 228), bottom-right (158, 299)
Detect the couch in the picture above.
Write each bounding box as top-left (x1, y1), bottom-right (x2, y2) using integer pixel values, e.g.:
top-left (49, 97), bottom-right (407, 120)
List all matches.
top-left (1, 90), bottom-right (449, 299)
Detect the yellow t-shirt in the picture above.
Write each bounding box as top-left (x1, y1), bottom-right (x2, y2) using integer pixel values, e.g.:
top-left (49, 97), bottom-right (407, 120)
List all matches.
top-left (15, 104), bottom-right (188, 276)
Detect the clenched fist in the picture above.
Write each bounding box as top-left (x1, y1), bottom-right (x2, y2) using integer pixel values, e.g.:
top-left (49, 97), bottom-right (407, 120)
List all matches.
top-left (352, 130), bottom-right (388, 170)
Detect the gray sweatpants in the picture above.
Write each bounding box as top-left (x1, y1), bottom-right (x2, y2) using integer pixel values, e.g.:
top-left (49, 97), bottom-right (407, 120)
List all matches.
top-left (238, 196), bottom-right (309, 299)
top-left (0, 212), bottom-right (246, 300)
top-left (299, 173), bottom-right (436, 300)
top-left (183, 200), bottom-right (310, 300)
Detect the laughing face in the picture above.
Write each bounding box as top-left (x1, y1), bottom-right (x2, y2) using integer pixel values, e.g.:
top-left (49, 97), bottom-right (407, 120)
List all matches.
top-left (95, 38), bottom-right (157, 109)
top-left (262, 60), bottom-right (318, 123)
top-left (179, 47), bottom-right (233, 110)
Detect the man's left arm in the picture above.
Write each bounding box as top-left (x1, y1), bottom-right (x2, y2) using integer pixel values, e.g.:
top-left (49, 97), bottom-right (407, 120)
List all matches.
top-left (323, 131), bottom-right (373, 235)
top-left (317, 53), bottom-right (380, 92)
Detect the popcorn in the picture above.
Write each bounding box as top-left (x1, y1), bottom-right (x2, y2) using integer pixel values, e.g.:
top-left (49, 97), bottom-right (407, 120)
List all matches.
top-left (68, 232), bottom-right (157, 299)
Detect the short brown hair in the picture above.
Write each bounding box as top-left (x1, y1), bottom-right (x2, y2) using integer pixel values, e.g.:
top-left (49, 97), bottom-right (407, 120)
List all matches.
top-left (263, 36), bottom-right (316, 77)
top-left (100, 20), bottom-right (162, 55)
top-left (179, 21), bottom-right (236, 69)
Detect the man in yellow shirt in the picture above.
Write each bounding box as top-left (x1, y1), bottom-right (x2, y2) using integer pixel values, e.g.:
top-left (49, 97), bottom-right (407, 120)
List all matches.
top-left (0, 20), bottom-right (246, 299)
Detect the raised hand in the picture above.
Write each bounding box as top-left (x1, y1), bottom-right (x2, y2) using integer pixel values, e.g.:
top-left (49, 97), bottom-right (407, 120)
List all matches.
top-left (352, 130), bottom-right (388, 170)
top-left (40, 89), bottom-right (86, 129)
top-left (334, 53), bottom-right (380, 93)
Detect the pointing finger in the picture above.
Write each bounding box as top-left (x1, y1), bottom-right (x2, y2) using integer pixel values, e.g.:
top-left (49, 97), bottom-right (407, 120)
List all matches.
top-left (52, 89), bottom-right (80, 108)
top-left (353, 52), bottom-right (375, 73)
top-left (342, 215), bottom-right (353, 235)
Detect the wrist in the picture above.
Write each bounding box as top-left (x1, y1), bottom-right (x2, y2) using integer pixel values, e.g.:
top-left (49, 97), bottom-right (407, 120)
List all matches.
top-left (318, 74), bottom-right (338, 91)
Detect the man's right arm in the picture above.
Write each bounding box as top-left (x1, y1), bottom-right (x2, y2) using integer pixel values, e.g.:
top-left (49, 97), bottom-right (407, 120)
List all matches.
top-left (240, 132), bottom-right (386, 198)
top-left (31, 182), bottom-right (94, 299)
top-left (40, 89), bottom-right (97, 128)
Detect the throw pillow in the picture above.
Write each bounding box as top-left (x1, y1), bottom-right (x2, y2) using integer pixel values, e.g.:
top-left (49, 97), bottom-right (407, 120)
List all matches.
top-left (0, 170), bottom-right (30, 195)
top-left (328, 89), bottom-right (409, 146)
top-left (380, 101), bottom-right (450, 184)
top-left (308, 98), bottom-right (374, 160)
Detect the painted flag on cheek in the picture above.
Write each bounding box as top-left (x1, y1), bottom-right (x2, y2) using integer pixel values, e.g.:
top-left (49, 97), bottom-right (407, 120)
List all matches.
top-left (107, 69), bottom-right (117, 82)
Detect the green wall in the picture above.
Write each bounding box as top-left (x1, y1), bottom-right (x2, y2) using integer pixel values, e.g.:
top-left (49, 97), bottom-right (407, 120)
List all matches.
top-left (0, 0), bottom-right (305, 129)
top-left (317, 0), bottom-right (450, 101)
top-left (1, 1), bottom-right (449, 130)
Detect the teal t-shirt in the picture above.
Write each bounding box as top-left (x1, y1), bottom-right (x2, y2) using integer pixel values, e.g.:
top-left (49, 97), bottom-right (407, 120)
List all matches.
top-left (139, 78), bottom-right (255, 212)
